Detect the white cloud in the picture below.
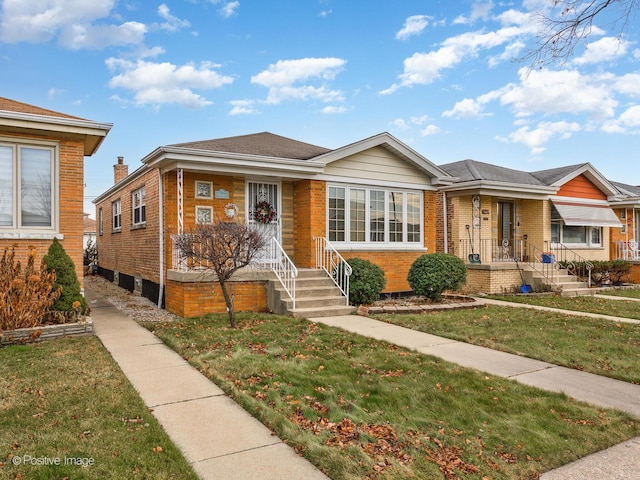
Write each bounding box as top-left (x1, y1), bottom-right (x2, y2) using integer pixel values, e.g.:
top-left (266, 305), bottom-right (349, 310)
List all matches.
top-left (229, 99), bottom-right (257, 115)
top-left (157, 4), bottom-right (191, 32)
top-left (0, 0), bottom-right (151, 49)
top-left (497, 120), bottom-right (581, 153)
top-left (391, 118), bottom-right (410, 130)
top-left (420, 124), bottom-right (441, 136)
top-left (499, 68), bottom-right (617, 120)
top-left (573, 37), bottom-right (629, 65)
top-left (210, 1), bottom-right (239, 18)
top-left (396, 15), bottom-right (430, 40)
top-left (611, 73), bottom-right (640, 99)
top-left (453, 1), bottom-right (494, 25)
top-left (443, 98), bottom-right (485, 119)
top-left (251, 57), bottom-right (346, 104)
top-left (381, 22), bottom-right (535, 94)
top-left (106, 58), bottom-right (234, 108)
top-left (321, 105), bottom-right (346, 114)
top-left (602, 105), bottom-right (640, 133)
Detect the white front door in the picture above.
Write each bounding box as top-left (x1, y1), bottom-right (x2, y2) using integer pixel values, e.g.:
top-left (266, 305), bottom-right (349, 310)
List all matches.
top-left (247, 181), bottom-right (280, 264)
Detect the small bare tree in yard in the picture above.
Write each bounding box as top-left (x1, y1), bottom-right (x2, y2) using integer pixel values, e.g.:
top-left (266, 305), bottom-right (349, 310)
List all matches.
top-left (174, 221), bottom-right (268, 328)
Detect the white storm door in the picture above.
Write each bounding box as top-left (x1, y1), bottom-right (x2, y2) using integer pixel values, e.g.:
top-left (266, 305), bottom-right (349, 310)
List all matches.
top-left (247, 181), bottom-right (280, 264)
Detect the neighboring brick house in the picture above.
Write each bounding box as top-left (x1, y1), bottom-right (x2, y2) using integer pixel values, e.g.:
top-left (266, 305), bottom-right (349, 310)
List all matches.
top-left (438, 161), bottom-right (635, 293)
top-left (0, 97), bottom-right (112, 287)
top-left (94, 132), bottom-right (454, 317)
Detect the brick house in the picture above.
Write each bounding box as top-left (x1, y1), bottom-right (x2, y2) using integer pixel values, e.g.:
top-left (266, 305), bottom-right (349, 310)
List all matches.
top-left (94, 132), bottom-right (454, 317)
top-left (0, 97), bottom-right (112, 287)
top-left (438, 160), bottom-right (634, 293)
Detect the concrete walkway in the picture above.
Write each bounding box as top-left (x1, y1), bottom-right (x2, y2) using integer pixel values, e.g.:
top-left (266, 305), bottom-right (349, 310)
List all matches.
top-left (87, 281), bottom-right (640, 479)
top-left (86, 285), bottom-right (329, 480)
top-left (310, 310), bottom-right (640, 480)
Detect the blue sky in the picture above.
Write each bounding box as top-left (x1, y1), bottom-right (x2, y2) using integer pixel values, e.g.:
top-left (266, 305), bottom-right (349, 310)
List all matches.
top-left (1, 0), bottom-right (638, 215)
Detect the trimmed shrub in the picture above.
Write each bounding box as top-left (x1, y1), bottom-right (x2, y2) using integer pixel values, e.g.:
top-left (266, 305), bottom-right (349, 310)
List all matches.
top-left (408, 253), bottom-right (467, 301)
top-left (43, 238), bottom-right (86, 315)
top-left (0, 245), bottom-right (60, 333)
top-left (347, 258), bottom-right (386, 306)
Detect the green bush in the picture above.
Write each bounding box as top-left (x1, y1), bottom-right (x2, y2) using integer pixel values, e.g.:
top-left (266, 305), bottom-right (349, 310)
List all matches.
top-left (43, 238), bottom-right (86, 315)
top-left (347, 258), bottom-right (386, 306)
top-left (408, 253), bottom-right (467, 301)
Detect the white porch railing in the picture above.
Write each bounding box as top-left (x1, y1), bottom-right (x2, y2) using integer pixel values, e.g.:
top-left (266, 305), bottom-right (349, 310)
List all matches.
top-left (314, 236), bottom-right (351, 305)
top-left (612, 240), bottom-right (640, 261)
top-left (270, 237), bottom-right (297, 311)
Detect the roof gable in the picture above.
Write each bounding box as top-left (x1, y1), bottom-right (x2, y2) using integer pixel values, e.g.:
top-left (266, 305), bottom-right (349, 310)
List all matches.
top-left (311, 132), bottom-right (453, 184)
top-left (532, 162), bottom-right (619, 197)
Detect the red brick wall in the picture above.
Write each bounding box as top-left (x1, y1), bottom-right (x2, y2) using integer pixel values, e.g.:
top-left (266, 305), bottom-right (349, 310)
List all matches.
top-left (165, 280), bottom-right (267, 318)
top-left (0, 133), bottom-right (85, 287)
top-left (95, 167), bottom-right (161, 283)
top-left (293, 180), bottom-right (326, 267)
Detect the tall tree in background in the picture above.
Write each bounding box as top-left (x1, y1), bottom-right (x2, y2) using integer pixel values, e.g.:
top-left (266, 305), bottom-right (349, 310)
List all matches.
top-left (524, 0), bottom-right (638, 66)
top-left (174, 221), bottom-right (268, 328)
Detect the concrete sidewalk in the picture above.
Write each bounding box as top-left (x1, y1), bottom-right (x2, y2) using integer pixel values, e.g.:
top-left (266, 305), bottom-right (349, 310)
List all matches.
top-left (310, 313), bottom-right (640, 479)
top-left (86, 285), bottom-right (328, 480)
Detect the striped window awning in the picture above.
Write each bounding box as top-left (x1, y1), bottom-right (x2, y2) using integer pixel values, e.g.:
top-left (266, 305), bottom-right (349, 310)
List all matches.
top-left (551, 200), bottom-right (622, 227)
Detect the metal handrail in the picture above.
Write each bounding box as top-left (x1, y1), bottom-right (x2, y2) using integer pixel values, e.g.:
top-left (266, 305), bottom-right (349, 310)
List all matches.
top-left (549, 242), bottom-right (594, 287)
top-left (271, 237), bottom-right (297, 311)
top-left (313, 237), bottom-right (352, 305)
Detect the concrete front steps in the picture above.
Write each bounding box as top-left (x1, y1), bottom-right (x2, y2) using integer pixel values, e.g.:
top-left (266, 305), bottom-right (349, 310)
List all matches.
top-left (527, 268), bottom-right (595, 296)
top-left (267, 268), bottom-right (356, 318)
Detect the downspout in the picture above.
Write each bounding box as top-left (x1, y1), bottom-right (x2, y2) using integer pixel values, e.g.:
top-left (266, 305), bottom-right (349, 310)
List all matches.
top-left (157, 169), bottom-right (164, 308)
top-left (442, 192), bottom-right (449, 253)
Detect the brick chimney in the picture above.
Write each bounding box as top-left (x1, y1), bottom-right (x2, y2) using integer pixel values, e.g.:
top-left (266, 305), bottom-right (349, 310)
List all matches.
top-left (114, 156), bottom-right (128, 184)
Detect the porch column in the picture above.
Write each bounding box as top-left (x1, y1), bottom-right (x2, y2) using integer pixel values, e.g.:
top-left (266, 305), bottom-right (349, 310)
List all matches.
top-left (177, 168), bottom-right (184, 235)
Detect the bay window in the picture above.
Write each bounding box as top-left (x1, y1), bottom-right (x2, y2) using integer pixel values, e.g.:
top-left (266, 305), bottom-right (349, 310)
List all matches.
top-left (0, 143), bottom-right (55, 231)
top-left (328, 185), bottom-right (423, 245)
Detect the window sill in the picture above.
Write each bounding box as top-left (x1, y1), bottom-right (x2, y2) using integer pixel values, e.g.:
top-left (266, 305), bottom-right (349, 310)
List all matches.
top-left (111, 228), bottom-right (122, 234)
top-left (0, 232), bottom-right (64, 240)
top-left (329, 243), bottom-right (428, 252)
top-left (130, 223), bottom-right (146, 231)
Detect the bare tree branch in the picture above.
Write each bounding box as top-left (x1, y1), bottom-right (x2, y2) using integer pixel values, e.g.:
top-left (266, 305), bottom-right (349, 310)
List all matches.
top-left (521, 0), bottom-right (638, 67)
top-left (174, 221), bottom-right (269, 328)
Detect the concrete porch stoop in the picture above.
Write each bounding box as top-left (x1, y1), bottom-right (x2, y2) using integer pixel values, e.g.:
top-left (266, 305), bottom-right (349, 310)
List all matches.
top-left (267, 268), bottom-right (356, 318)
top-left (524, 266), bottom-right (593, 296)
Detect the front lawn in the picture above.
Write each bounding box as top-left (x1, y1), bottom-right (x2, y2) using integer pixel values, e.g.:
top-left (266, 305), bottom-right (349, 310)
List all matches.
top-left (487, 293), bottom-right (640, 320)
top-left (376, 305), bottom-right (640, 384)
top-left (0, 337), bottom-right (198, 480)
top-left (146, 314), bottom-right (640, 480)
top-left (597, 288), bottom-right (640, 299)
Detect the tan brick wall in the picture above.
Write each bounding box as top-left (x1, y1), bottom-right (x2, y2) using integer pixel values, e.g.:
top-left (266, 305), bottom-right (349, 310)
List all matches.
top-left (465, 266), bottom-right (523, 294)
top-left (0, 133), bottom-right (85, 287)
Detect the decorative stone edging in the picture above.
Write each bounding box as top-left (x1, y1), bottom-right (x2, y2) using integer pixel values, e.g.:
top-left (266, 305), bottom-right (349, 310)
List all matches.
top-left (0, 317), bottom-right (93, 346)
top-left (359, 296), bottom-right (485, 316)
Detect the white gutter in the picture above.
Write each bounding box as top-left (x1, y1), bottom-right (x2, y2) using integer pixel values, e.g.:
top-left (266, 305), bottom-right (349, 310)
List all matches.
top-left (443, 192), bottom-right (448, 253)
top-left (158, 169), bottom-right (165, 308)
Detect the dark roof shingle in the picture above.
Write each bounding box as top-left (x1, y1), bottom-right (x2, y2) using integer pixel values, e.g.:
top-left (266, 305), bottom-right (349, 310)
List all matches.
top-left (170, 132), bottom-right (331, 160)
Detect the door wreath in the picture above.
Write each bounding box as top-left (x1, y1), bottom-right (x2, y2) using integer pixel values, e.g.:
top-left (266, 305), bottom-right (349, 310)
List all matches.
top-left (254, 200), bottom-right (277, 223)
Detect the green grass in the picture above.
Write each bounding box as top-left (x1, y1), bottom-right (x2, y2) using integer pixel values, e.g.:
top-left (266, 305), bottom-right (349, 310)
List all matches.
top-left (597, 287), bottom-right (640, 299)
top-left (487, 293), bottom-right (640, 320)
top-left (0, 337), bottom-right (198, 480)
top-left (376, 305), bottom-right (640, 384)
top-left (145, 314), bottom-right (640, 480)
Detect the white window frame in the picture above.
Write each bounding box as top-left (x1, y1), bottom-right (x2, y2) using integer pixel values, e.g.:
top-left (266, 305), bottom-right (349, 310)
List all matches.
top-left (195, 180), bottom-right (213, 199)
top-left (195, 205), bottom-right (213, 224)
top-left (112, 199), bottom-right (122, 231)
top-left (132, 187), bottom-right (146, 226)
top-left (0, 139), bottom-right (58, 236)
top-left (552, 221), bottom-right (602, 248)
top-left (98, 208), bottom-right (103, 236)
top-left (327, 184), bottom-right (424, 249)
